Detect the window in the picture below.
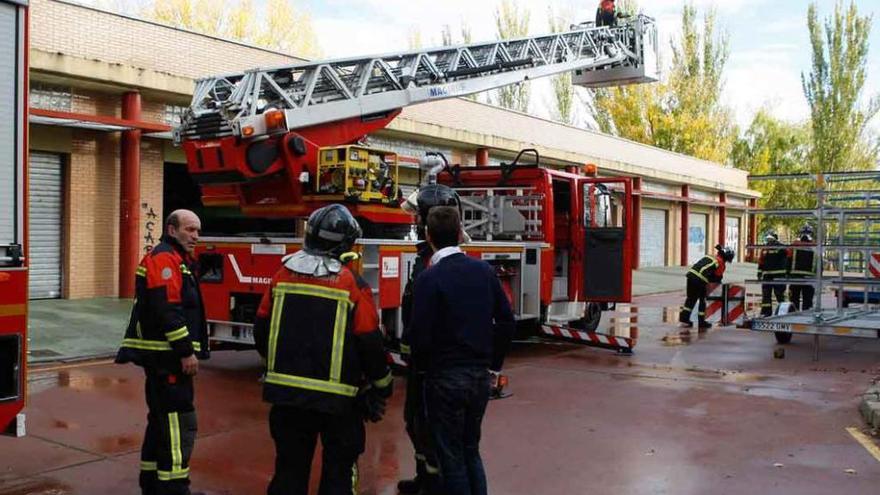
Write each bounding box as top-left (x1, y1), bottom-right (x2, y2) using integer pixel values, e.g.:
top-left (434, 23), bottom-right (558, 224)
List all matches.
top-left (164, 104), bottom-right (187, 126)
top-left (29, 83), bottom-right (72, 112)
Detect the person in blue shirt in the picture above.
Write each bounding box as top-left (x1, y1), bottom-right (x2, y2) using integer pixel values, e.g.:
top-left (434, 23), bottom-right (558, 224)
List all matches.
top-left (409, 206), bottom-right (515, 495)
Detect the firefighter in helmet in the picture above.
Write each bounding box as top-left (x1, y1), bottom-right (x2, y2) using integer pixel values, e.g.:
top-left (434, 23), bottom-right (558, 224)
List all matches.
top-left (595, 0), bottom-right (618, 27)
top-left (757, 231), bottom-right (789, 317)
top-left (253, 204), bottom-right (393, 495)
top-left (788, 224), bottom-right (817, 311)
top-left (679, 244), bottom-right (735, 329)
top-left (397, 183), bottom-right (462, 494)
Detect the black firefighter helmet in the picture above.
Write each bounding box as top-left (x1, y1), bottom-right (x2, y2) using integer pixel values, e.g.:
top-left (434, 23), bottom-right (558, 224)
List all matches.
top-left (415, 184), bottom-right (461, 227)
top-left (304, 204), bottom-right (362, 258)
top-left (715, 244), bottom-right (735, 263)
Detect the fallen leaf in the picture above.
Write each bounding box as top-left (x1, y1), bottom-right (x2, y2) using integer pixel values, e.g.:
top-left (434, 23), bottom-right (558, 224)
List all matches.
top-left (773, 463), bottom-right (785, 468)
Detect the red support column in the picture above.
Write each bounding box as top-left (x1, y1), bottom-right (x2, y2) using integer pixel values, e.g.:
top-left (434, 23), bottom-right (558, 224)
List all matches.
top-left (718, 192), bottom-right (727, 249)
top-left (476, 147), bottom-right (489, 167)
top-left (680, 185), bottom-right (690, 266)
top-left (747, 198), bottom-right (758, 262)
top-left (632, 177), bottom-right (642, 269)
top-left (119, 92), bottom-right (142, 299)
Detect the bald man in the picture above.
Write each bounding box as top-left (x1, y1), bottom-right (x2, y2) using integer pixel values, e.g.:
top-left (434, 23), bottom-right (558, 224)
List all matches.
top-left (117, 209), bottom-right (210, 495)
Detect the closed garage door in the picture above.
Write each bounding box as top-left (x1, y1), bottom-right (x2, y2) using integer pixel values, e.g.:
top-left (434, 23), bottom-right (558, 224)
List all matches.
top-left (29, 152), bottom-right (63, 299)
top-left (688, 212), bottom-right (708, 265)
top-left (639, 208), bottom-right (667, 267)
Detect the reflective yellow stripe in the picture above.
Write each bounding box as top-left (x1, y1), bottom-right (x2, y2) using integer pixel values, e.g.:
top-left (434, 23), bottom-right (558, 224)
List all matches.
top-left (399, 343), bottom-right (411, 355)
top-left (165, 327), bottom-right (189, 342)
top-left (330, 301), bottom-right (348, 383)
top-left (791, 270), bottom-right (815, 276)
top-left (140, 461), bottom-right (157, 471)
top-left (267, 290), bottom-right (285, 372)
top-left (136, 266), bottom-right (147, 277)
top-left (425, 462), bottom-right (440, 475)
top-left (351, 463), bottom-right (359, 495)
top-left (688, 269), bottom-right (709, 283)
top-left (121, 338), bottom-right (201, 352)
top-left (372, 371), bottom-right (393, 389)
top-left (265, 372), bottom-right (358, 397)
top-left (157, 468), bottom-right (190, 481)
top-left (274, 282), bottom-right (352, 303)
top-left (179, 264), bottom-right (192, 276)
top-left (168, 412), bottom-right (182, 476)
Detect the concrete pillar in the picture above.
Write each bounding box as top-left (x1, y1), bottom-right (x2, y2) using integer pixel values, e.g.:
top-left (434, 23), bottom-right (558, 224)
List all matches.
top-left (632, 177), bottom-right (642, 269)
top-left (680, 185), bottom-right (690, 266)
top-left (119, 92), bottom-right (142, 299)
top-left (476, 148), bottom-right (490, 167)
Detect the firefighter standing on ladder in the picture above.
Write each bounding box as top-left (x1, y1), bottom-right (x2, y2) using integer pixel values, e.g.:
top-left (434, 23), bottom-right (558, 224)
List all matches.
top-left (789, 225), bottom-right (817, 311)
top-left (397, 184), bottom-right (462, 494)
top-left (679, 244), bottom-right (735, 329)
top-left (757, 231), bottom-right (789, 316)
top-left (116, 210), bottom-right (210, 495)
top-left (253, 204), bottom-right (393, 494)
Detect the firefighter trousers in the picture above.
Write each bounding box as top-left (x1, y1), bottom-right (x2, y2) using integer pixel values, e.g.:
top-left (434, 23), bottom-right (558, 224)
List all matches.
top-left (267, 404), bottom-right (364, 495)
top-left (679, 277), bottom-right (708, 324)
top-left (760, 279), bottom-right (786, 317)
top-left (789, 283), bottom-right (815, 311)
top-left (403, 368), bottom-right (442, 489)
top-left (140, 369), bottom-right (197, 495)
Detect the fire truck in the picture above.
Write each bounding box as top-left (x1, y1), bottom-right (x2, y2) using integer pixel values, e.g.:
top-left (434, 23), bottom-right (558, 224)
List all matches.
top-left (174, 15), bottom-right (659, 358)
top-left (0, 0), bottom-right (28, 436)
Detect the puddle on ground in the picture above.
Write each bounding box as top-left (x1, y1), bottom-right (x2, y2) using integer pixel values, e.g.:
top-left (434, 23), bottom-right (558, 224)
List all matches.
top-left (0, 479), bottom-right (71, 495)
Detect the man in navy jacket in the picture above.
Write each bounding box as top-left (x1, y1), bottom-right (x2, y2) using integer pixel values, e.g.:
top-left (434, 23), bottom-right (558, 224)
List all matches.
top-left (410, 206), bottom-right (515, 495)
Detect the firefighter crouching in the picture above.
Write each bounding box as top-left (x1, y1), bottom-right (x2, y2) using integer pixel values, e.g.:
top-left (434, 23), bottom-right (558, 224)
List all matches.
top-left (679, 244), bottom-right (735, 329)
top-left (397, 184), bottom-right (462, 494)
top-left (253, 204), bottom-right (393, 495)
top-left (116, 209), bottom-right (210, 495)
top-left (758, 231), bottom-right (789, 317)
top-left (789, 225), bottom-right (817, 311)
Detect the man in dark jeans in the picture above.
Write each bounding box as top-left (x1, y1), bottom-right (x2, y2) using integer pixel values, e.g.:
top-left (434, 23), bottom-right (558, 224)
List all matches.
top-left (410, 206), bottom-right (516, 495)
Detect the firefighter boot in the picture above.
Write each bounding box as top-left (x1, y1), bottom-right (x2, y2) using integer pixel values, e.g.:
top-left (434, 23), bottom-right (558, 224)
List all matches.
top-left (678, 311), bottom-right (693, 328)
top-left (697, 319), bottom-right (712, 330)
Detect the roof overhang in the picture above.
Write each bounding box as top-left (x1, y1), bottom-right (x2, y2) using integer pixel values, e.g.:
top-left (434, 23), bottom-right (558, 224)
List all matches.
top-left (29, 108), bottom-right (172, 134)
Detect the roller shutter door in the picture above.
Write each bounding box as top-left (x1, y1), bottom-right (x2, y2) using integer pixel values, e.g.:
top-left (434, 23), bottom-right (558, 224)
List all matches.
top-left (0, 3), bottom-right (17, 245)
top-left (725, 217), bottom-right (741, 261)
top-left (687, 212), bottom-right (708, 265)
top-left (639, 208), bottom-right (667, 267)
top-left (29, 152), bottom-right (63, 299)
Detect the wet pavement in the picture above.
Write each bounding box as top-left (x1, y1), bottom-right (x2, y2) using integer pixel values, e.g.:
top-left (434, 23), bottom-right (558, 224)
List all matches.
top-left (4, 291), bottom-right (880, 494)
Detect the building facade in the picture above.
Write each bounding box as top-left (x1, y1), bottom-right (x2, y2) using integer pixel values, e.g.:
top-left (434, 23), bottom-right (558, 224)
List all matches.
top-left (25, 0), bottom-right (758, 300)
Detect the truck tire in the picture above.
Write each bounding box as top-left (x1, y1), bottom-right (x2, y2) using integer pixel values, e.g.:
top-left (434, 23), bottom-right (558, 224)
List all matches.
top-left (774, 332), bottom-right (792, 344)
top-left (583, 302), bottom-right (602, 332)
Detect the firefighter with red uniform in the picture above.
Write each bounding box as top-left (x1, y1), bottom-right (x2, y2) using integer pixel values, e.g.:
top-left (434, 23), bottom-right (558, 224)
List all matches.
top-left (757, 231), bottom-right (789, 316)
top-left (595, 0), bottom-right (618, 27)
top-left (253, 204), bottom-right (392, 495)
top-left (789, 225), bottom-right (817, 311)
top-left (679, 244), bottom-right (735, 329)
top-left (397, 183), bottom-right (462, 494)
top-left (116, 209), bottom-right (210, 495)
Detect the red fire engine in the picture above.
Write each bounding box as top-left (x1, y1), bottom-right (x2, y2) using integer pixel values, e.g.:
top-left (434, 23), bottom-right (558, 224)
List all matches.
top-left (0, 0), bottom-right (28, 436)
top-left (174, 16), bottom-right (658, 357)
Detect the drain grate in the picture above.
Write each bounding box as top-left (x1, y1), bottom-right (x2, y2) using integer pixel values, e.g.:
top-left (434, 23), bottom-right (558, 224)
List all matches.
top-left (29, 349), bottom-right (62, 357)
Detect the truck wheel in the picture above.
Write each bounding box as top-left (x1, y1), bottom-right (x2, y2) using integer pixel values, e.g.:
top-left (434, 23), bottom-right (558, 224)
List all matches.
top-left (774, 332), bottom-right (792, 344)
top-left (583, 302), bottom-right (602, 332)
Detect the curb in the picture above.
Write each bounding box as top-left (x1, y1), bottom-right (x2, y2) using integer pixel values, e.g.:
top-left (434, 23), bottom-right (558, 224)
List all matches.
top-left (858, 379), bottom-right (880, 431)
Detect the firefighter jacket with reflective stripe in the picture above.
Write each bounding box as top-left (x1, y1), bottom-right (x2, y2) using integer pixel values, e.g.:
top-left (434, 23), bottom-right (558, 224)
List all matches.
top-left (758, 244), bottom-right (789, 280)
top-left (253, 264), bottom-right (391, 415)
top-left (687, 255), bottom-right (726, 284)
top-left (116, 237), bottom-right (210, 373)
top-left (788, 240), bottom-right (816, 277)
top-left (400, 241), bottom-right (433, 358)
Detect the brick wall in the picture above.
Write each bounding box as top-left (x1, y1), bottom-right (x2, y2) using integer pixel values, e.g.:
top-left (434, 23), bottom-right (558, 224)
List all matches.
top-left (140, 140), bottom-right (165, 259)
top-left (65, 131), bottom-right (120, 299)
top-left (31, 0), bottom-right (303, 80)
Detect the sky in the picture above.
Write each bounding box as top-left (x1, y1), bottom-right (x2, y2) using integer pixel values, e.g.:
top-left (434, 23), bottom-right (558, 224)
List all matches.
top-left (295, 0), bottom-right (880, 130)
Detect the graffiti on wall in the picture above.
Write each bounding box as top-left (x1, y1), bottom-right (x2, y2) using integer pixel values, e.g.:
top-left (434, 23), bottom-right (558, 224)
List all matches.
top-left (142, 203), bottom-right (159, 253)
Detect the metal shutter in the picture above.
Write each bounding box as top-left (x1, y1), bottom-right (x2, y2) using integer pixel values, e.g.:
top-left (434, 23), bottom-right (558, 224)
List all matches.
top-left (725, 217), bottom-right (741, 261)
top-left (639, 208), bottom-right (667, 267)
top-left (29, 152), bottom-right (63, 299)
top-left (687, 213), bottom-right (708, 265)
top-left (0, 3), bottom-right (17, 245)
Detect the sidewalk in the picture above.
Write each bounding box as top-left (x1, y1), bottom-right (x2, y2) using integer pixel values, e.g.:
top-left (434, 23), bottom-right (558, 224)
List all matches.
top-left (26, 263), bottom-right (758, 363)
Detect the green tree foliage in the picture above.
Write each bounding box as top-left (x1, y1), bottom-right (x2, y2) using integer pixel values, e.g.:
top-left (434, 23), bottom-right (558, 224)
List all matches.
top-left (732, 109), bottom-right (812, 234)
top-left (803, 1), bottom-right (879, 173)
top-left (492, 0), bottom-right (531, 113)
top-left (136, 0), bottom-right (322, 58)
top-left (548, 5), bottom-right (574, 124)
top-left (590, 3), bottom-right (736, 164)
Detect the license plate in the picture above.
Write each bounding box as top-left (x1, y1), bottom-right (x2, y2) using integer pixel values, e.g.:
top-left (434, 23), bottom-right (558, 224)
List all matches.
top-left (752, 321), bottom-right (791, 332)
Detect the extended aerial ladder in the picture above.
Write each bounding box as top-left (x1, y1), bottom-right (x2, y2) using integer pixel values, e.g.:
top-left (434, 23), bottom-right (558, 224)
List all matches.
top-left (173, 15), bottom-right (658, 223)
